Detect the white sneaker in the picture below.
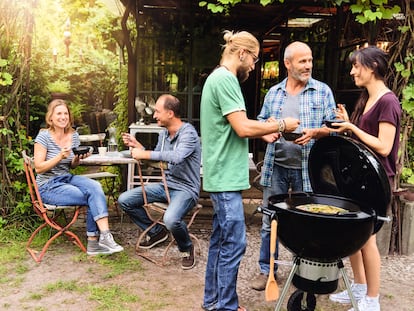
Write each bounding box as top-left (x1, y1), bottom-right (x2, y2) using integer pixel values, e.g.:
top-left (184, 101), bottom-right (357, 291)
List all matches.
top-left (348, 295), bottom-right (380, 311)
top-left (329, 282), bottom-right (367, 304)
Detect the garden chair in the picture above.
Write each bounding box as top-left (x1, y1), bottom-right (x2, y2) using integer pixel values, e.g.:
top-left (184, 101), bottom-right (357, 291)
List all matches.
top-left (134, 160), bottom-right (202, 266)
top-left (22, 151), bottom-right (86, 263)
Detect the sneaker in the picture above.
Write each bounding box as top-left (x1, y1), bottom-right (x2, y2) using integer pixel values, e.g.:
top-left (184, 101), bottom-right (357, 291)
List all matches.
top-left (201, 304), bottom-right (246, 311)
top-left (87, 239), bottom-right (113, 256)
top-left (348, 295), bottom-right (380, 311)
top-left (329, 282), bottom-right (367, 304)
top-left (139, 227), bottom-right (169, 249)
top-left (201, 305), bottom-right (247, 311)
top-left (250, 273), bottom-right (269, 291)
top-left (99, 231), bottom-right (124, 253)
top-left (181, 245), bottom-right (195, 270)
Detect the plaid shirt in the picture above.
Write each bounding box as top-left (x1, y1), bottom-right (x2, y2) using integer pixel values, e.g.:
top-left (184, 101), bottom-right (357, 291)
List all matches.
top-left (257, 77), bottom-right (336, 192)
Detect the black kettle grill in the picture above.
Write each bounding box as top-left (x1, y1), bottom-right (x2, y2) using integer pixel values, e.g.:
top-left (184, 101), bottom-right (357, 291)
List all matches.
top-left (258, 135), bottom-right (391, 311)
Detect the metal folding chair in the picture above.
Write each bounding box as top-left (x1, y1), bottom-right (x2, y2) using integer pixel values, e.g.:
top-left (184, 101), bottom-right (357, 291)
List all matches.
top-left (134, 160), bottom-right (202, 266)
top-left (22, 151), bottom-right (86, 263)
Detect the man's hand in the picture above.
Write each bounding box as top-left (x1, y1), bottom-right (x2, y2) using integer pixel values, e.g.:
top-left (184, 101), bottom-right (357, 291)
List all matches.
top-left (122, 132), bottom-right (143, 149)
top-left (262, 132), bottom-right (280, 143)
top-left (283, 117), bottom-right (300, 133)
top-left (131, 147), bottom-right (148, 160)
top-left (262, 117), bottom-right (281, 142)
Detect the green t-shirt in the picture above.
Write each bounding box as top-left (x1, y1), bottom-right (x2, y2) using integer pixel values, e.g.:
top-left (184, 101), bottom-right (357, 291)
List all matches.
top-left (200, 66), bottom-right (250, 192)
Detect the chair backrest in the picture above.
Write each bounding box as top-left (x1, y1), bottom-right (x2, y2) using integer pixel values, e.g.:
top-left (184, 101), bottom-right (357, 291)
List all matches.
top-left (22, 150), bottom-right (48, 216)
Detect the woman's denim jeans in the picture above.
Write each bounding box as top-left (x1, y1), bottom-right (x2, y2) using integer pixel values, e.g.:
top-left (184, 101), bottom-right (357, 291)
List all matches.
top-left (259, 164), bottom-right (302, 275)
top-left (203, 191), bottom-right (246, 311)
top-left (38, 174), bottom-right (109, 237)
top-left (118, 183), bottom-right (195, 252)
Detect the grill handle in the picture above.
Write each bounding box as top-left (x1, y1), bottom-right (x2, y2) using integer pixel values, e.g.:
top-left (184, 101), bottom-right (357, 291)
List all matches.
top-left (377, 215), bottom-right (391, 222)
top-left (256, 205), bottom-right (276, 218)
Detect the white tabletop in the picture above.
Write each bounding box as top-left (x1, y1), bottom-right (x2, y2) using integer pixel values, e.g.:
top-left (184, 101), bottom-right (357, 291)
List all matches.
top-left (80, 152), bottom-right (136, 165)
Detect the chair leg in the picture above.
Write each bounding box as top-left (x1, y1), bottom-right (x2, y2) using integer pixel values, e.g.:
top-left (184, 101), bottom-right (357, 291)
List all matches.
top-left (27, 208), bottom-right (86, 263)
top-left (160, 206), bottom-right (203, 266)
top-left (27, 222), bottom-right (50, 263)
top-left (135, 203), bottom-right (203, 266)
top-left (135, 212), bottom-right (167, 266)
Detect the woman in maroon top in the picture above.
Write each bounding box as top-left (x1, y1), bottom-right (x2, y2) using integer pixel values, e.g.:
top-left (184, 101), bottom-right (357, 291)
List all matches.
top-left (329, 46), bottom-right (402, 311)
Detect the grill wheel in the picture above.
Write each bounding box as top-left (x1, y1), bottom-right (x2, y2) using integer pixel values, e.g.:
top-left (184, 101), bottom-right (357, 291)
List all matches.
top-left (287, 289), bottom-right (316, 311)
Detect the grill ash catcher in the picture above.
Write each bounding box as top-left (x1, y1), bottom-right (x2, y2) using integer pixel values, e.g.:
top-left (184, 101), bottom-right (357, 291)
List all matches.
top-left (257, 136), bottom-right (391, 311)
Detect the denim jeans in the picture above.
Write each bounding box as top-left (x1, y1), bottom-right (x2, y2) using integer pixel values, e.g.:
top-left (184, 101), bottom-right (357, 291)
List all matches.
top-left (203, 191), bottom-right (246, 311)
top-left (259, 164), bottom-right (302, 275)
top-left (118, 183), bottom-right (195, 252)
top-left (38, 174), bottom-right (109, 237)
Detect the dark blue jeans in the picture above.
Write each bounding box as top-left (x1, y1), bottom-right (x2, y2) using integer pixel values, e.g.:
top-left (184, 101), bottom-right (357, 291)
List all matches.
top-left (259, 164), bottom-right (302, 275)
top-left (118, 182), bottom-right (195, 252)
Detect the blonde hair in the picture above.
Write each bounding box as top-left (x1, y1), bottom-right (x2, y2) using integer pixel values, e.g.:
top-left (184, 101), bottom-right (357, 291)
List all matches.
top-left (221, 30), bottom-right (259, 57)
top-left (45, 99), bottom-right (75, 133)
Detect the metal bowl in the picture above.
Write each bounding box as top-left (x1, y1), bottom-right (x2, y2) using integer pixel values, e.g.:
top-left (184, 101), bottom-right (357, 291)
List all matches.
top-left (72, 146), bottom-right (93, 155)
top-left (324, 119), bottom-right (345, 129)
top-left (282, 132), bottom-right (303, 141)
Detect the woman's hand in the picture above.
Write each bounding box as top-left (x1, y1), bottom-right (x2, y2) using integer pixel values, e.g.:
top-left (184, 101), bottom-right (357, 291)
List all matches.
top-left (335, 104), bottom-right (349, 121)
top-left (60, 147), bottom-right (71, 159)
top-left (328, 121), bottom-right (355, 134)
top-left (71, 147), bottom-right (92, 167)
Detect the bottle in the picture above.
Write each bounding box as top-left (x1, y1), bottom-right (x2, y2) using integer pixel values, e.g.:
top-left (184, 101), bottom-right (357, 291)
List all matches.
top-left (107, 127), bottom-right (118, 153)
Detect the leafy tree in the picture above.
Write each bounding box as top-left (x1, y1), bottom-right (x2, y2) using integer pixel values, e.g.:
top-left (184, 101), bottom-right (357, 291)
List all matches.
top-left (0, 0), bottom-right (34, 225)
top-left (0, 0), bottom-right (124, 228)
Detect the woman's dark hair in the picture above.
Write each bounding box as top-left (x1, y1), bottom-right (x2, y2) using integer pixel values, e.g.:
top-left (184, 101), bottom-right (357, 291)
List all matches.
top-left (349, 46), bottom-right (389, 124)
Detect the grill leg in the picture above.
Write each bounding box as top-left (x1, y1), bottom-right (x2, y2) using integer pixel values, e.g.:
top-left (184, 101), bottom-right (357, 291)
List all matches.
top-left (274, 257), bottom-right (300, 311)
top-left (338, 260), bottom-right (359, 311)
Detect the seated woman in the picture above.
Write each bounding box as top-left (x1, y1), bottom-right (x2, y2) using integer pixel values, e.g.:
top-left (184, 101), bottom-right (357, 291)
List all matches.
top-left (34, 99), bottom-right (123, 256)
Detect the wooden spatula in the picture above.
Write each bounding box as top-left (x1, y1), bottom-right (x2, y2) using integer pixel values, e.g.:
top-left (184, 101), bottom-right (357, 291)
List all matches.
top-left (265, 219), bottom-right (280, 301)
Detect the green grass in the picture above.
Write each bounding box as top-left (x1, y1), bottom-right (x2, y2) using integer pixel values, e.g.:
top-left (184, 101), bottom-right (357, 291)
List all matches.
top-left (0, 226), bottom-right (147, 311)
top-left (43, 277), bottom-right (140, 311)
top-left (0, 229), bottom-right (30, 274)
top-left (88, 283), bottom-right (140, 311)
top-left (93, 251), bottom-right (143, 278)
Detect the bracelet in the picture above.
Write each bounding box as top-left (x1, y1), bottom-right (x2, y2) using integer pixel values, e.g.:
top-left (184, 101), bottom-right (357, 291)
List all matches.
top-left (278, 119), bottom-right (285, 133)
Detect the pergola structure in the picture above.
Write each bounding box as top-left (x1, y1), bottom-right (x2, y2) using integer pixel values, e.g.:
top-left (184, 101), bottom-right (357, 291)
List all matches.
top-left (117, 0), bottom-right (402, 157)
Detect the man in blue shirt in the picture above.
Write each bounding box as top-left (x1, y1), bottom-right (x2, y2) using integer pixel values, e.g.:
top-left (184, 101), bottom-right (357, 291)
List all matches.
top-left (118, 94), bottom-right (201, 270)
top-left (251, 41), bottom-right (337, 290)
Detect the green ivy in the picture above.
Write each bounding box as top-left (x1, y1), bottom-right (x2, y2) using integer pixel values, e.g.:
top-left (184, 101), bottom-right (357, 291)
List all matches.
top-left (199, 0), bottom-right (401, 23)
top-left (0, 59), bottom-right (13, 86)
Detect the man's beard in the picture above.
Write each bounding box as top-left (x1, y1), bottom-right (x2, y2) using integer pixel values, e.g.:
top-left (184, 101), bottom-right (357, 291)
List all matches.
top-left (292, 69), bottom-right (312, 83)
top-left (237, 67), bottom-right (249, 83)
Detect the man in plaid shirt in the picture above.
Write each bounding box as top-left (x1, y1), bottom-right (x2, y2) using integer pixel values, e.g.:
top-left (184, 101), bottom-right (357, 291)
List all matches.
top-left (251, 41), bottom-right (337, 291)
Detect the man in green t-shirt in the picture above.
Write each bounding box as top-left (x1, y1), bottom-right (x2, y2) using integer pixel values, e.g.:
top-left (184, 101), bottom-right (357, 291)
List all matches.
top-left (200, 30), bottom-right (300, 311)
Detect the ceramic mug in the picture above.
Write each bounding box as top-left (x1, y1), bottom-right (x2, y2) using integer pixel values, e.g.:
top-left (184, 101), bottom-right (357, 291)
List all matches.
top-left (98, 146), bottom-right (107, 156)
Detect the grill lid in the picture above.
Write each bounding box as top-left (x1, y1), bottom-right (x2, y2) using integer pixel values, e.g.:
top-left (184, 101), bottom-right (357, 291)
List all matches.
top-left (308, 135), bottom-right (390, 222)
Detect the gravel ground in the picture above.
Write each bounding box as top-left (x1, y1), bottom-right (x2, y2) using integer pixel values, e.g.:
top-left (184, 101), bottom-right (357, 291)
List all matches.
top-left (117, 201), bottom-right (414, 311)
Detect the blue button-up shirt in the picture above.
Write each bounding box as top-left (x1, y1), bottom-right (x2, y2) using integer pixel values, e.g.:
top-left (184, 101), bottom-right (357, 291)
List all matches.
top-left (257, 77), bottom-right (336, 192)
